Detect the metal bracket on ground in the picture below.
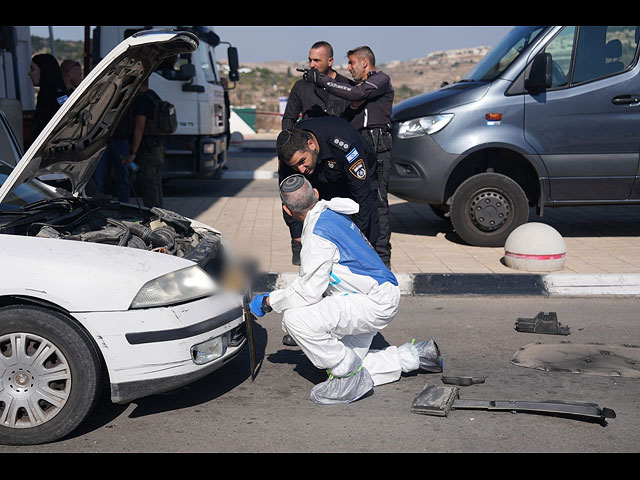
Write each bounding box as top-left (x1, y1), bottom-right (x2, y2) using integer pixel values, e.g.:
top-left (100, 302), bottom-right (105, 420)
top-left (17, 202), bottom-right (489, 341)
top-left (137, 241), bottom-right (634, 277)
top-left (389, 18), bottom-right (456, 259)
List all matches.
top-left (515, 311), bottom-right (570, 335)
top-left (411, 384), bottom-right (616, 425)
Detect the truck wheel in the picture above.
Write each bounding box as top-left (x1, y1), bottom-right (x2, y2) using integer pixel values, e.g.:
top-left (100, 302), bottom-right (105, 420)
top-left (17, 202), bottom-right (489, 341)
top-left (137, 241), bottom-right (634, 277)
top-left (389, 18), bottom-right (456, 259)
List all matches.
top-left (0, 305), bottom-right (102, 445)
top-left (450, 172), bottom-right (529, 247)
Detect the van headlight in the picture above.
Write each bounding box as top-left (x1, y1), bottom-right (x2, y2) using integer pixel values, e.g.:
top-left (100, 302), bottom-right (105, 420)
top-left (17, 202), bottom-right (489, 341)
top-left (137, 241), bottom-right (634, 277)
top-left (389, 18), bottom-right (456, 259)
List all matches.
top-left (397, 114), bottom-right (454, 139)
top-left (130, 266), bottom-right (218, 309)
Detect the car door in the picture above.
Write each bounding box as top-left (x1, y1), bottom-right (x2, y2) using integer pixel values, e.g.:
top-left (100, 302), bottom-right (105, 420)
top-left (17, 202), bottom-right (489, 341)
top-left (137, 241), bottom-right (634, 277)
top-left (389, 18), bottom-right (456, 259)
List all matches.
top-left (524, 26), bottom-right (640, 202)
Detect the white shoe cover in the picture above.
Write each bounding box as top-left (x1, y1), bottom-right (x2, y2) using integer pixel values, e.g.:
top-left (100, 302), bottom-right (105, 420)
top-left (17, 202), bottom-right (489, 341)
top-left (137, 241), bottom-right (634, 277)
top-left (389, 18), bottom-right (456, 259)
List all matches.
top-left (309, 366), bottom-right (374, 405)
top-left (412, 339), bottom-right (443, 372)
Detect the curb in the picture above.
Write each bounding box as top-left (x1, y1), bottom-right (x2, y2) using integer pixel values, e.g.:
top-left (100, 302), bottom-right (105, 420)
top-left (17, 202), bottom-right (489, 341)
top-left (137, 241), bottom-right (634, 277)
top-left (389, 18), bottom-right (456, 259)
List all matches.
top-left (253, 272), bottom-right (640, 296)
top-left (222, 170), bottom-right (278, 180)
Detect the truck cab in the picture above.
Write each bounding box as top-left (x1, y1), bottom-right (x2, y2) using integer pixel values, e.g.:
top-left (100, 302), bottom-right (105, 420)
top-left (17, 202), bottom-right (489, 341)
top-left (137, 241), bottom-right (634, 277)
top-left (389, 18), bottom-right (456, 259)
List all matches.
top-left (390, 26), bottom-right (640, 247)
top-left (93, 26), bottom-right (239, 180)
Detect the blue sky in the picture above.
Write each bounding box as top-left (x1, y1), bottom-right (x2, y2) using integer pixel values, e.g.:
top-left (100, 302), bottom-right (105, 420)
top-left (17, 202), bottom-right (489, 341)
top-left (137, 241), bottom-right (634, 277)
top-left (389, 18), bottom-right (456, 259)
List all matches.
top-left (29, 25), bottom-right (514, 64)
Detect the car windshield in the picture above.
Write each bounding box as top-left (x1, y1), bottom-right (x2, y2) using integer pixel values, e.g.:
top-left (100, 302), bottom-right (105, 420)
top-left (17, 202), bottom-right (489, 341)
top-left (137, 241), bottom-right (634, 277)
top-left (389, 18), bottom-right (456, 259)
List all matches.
top-left (463, 26), bottom-right (548, 82)
top-left (0, 162), bottom-right (57, 211)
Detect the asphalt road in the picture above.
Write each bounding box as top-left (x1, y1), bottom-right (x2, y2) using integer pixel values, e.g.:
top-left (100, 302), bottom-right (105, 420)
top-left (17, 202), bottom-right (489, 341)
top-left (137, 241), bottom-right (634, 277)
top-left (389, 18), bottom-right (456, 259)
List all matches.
top-left (2, 295), bottom-right (638, 453)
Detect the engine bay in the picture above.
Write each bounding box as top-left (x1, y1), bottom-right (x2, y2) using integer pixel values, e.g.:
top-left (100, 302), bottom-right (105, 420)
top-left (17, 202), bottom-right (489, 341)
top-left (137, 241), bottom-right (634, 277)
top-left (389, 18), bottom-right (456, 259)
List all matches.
top-left (0, 197), bottom-right (226, 278)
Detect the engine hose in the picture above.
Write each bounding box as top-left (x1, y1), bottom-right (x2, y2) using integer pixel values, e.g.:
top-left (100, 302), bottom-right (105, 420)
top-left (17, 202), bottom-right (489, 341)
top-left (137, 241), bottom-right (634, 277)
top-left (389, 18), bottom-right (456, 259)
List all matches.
top-left (106, 218), bottom-right (131, 247)
top-left (123, 221), bottom-right (168, 249)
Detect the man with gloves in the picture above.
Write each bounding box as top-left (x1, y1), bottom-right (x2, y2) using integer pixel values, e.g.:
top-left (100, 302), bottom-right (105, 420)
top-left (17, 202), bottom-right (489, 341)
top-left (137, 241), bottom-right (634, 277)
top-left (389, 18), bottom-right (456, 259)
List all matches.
top-left (249, 174), bottom-right (442, 405)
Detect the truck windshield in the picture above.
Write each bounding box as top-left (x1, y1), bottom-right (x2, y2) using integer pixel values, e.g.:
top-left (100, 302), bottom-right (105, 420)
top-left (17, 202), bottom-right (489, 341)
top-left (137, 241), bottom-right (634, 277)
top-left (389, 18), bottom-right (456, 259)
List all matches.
top-left (463, 26), bottom-right (547, 82)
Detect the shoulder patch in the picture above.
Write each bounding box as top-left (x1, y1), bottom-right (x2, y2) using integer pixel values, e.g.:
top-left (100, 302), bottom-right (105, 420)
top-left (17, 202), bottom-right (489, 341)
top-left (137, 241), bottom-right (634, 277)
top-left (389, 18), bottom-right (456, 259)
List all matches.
top-left (331, 137), bottom-right (350, 152)
top-left (349, 159), bottom-right (367, 180)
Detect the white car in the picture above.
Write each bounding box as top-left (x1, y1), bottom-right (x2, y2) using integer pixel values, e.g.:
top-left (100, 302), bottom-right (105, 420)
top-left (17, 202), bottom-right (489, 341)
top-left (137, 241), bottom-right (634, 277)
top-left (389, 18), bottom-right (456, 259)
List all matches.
top-left (0, 30), bottom-right (252, 445)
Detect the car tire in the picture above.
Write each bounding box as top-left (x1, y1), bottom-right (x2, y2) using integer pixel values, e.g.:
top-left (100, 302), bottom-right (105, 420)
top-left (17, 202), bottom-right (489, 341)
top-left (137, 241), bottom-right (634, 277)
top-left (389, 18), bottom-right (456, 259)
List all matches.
top-left (450, 172), bottom-right (529, 247)
top-left (0, 305), bottom-right (102, 445)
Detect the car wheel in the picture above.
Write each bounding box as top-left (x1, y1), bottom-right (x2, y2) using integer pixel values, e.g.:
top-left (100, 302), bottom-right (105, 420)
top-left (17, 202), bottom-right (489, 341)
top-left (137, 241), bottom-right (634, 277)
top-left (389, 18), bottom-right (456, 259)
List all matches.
top-left (0, 305), bottom-right (102, 445)
top-left (450, 172), bottom-right (529, 247)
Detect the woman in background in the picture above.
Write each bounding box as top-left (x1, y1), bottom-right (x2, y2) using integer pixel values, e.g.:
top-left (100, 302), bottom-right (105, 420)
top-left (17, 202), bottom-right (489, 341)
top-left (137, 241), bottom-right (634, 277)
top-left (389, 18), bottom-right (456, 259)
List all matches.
top-left (28, 53), bottom-right (69, 143)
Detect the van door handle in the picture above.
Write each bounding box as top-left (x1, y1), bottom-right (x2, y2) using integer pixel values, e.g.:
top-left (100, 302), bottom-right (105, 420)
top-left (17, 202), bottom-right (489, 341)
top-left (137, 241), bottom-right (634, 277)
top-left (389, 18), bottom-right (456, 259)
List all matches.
top-left (612, 94), bottom-right (640, 105)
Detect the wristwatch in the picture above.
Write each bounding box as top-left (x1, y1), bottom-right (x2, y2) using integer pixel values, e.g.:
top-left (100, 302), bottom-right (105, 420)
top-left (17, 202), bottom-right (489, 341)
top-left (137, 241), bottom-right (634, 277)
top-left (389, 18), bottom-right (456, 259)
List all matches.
top-left (261, 295), bottom-right (272, 314)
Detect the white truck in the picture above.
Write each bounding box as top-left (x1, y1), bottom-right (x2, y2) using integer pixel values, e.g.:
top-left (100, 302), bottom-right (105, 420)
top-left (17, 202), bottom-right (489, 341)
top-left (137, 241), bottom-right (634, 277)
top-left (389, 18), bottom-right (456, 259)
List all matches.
top-left (92, 26), bottom-right (239, 180)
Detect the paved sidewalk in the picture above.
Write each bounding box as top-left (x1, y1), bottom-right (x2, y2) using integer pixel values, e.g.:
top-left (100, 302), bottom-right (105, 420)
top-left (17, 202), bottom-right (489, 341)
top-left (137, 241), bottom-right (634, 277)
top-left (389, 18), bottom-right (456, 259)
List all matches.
top-left (164, 134), bottom-right (640, 296)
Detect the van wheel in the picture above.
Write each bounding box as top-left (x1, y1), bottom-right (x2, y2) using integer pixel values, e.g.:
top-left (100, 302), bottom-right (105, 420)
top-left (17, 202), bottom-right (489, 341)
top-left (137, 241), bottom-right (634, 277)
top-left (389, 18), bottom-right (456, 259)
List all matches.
top-left (0, 305), bottom-right (102, 445)
top-left (450, 173), bottom-right (529, 247)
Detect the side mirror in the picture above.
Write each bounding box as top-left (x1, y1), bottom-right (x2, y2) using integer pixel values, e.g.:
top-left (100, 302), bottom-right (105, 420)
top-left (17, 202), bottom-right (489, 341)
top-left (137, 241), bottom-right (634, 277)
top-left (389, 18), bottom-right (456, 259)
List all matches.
top-left (525, 52), bottom-right (552, 93)
top-left (228, 46), bottom-right (240, 82)
top-left (179, 63), bottom-right (197, 79)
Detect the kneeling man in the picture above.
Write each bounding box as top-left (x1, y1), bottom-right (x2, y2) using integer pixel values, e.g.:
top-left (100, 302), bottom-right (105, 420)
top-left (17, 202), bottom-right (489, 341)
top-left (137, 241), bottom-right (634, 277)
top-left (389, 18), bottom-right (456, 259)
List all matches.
top-left (250, 174), bottom-right (442, 404)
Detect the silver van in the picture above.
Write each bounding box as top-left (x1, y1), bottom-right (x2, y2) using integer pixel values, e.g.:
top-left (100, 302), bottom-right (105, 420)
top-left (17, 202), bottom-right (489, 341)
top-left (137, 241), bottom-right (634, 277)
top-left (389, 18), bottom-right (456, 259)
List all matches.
top-left (389, 26), bottom-right (640, 246)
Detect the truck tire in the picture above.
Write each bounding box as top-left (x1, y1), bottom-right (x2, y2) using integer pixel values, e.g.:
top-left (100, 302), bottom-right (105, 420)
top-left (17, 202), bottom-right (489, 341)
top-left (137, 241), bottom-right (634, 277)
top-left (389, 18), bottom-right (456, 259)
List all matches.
top-left (450, 172), bottom-right (529, 247)
top-left (0, 305), bottom-right (102, 445)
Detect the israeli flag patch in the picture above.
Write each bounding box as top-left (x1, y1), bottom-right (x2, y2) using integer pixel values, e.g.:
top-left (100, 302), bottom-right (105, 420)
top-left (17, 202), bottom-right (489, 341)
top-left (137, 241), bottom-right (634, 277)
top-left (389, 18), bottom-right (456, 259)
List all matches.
top-left (346, 147), bottom-right (359, 163)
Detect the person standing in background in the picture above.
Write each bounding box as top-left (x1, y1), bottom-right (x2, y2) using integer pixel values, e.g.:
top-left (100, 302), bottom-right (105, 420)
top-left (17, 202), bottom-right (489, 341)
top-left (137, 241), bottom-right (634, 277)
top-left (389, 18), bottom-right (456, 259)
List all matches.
top-left (27, 53), bottom-right (69, 144)
top-left (125, 78), bottom-right (165, 208)
top-left (60, 59), bottom-right (83, 94)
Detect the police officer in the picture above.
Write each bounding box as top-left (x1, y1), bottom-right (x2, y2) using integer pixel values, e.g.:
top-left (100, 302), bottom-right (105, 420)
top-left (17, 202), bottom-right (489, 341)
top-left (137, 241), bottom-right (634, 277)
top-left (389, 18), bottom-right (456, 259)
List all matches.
top-left (277, 116), bottom-right (380, 251)
top-left (281, 41), bottom-right (352, 266)
top-left (281, 41), bottom-right (352, 130)
top-left (305, 46), bottom-right (394, 267)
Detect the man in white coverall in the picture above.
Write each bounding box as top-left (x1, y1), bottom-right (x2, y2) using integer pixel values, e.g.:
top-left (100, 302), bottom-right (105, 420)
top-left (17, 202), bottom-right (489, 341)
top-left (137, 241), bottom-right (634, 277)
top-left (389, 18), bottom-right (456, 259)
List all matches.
top-left (249, 174), bottom-right (442, 405)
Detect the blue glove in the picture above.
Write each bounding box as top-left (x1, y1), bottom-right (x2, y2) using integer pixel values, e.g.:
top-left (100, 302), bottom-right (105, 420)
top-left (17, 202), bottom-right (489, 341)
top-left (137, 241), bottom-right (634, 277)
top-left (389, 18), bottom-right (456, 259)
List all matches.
top-left (249, 293), bottom-right (270, 317)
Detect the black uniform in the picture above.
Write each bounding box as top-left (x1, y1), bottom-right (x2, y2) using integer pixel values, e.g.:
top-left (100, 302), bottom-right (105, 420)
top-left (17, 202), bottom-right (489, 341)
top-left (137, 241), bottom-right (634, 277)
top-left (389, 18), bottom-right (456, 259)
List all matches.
top-left (279, 116), bottom-right (380, 247)
top-left (281, 72), bottom-right (352, 130)
top-left (315, 70), bottom-right (394, 265)
top-left (132, 89), bottom-right (165, 208)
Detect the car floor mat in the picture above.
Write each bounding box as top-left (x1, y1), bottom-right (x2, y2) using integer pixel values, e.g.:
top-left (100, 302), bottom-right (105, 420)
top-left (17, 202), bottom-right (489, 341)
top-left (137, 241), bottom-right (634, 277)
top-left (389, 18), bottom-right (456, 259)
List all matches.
top-left (511, 342), bottom-right (640, 378)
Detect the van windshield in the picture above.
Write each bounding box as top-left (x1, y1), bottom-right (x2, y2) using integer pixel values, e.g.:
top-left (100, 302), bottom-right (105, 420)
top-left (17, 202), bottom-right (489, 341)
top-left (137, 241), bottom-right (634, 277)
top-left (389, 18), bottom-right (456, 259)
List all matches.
top-left (463, 26), bottom-right (548, 82)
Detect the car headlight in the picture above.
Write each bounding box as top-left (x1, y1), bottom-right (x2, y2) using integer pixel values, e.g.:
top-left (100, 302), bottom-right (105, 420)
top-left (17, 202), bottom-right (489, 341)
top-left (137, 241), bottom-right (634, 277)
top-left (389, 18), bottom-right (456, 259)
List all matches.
top-left (397, 114), bottom-right (454, 139)
top-left (130, 265), bottom-right (218, 309)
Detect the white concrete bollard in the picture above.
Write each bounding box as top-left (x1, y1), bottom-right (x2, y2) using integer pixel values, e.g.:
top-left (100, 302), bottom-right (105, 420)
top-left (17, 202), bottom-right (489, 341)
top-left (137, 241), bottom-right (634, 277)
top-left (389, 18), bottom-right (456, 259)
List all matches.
top-left (504, 222), bottom-right (566, 272)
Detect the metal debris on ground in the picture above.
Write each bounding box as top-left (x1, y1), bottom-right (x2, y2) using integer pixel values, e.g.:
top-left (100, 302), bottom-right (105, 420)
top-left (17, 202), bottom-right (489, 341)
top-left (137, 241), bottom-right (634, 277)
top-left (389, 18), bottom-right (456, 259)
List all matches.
top-left (515, 311), bottom-right (570, 335)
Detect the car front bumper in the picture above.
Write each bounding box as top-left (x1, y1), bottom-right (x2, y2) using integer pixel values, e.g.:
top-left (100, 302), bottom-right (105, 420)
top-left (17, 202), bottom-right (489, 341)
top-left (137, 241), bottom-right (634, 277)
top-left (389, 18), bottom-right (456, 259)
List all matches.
top-left (74, 291), bottom-right (248, 404)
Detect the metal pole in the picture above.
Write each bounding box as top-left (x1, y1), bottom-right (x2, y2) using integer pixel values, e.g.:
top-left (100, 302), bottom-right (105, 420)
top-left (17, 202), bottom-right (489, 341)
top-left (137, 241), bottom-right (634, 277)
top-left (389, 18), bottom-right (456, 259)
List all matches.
top-left (47, 26), bottom-right (56, 57)
top-left (83, 26), bottom-right (91, 75)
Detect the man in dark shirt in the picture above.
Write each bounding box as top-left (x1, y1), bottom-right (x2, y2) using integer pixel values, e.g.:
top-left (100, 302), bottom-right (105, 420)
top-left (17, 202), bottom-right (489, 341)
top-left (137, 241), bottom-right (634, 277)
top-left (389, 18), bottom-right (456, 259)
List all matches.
top-left (125, 79), bottom-right (165, 208)
top-left (277, 116), bottom-right (380, 247)
top-left (281, 41), bottom-right (351, 130)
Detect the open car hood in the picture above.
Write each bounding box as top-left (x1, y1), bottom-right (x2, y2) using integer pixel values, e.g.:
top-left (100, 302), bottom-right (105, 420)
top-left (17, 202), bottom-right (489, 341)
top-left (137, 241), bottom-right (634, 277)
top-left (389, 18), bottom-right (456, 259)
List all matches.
top-left (0, 29), bottom-right (198, 204)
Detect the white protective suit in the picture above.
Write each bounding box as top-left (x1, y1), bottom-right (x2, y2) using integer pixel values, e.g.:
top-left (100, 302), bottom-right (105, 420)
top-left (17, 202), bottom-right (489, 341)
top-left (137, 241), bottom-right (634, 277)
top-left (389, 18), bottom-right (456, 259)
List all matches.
top-left (268, 197), bottom-right (420, 385)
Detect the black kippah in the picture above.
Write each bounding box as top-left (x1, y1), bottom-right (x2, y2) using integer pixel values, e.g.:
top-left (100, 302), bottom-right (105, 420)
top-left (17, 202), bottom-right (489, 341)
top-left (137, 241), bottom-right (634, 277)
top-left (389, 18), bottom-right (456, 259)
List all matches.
top-left (280, 174), bottom-right (305, 193)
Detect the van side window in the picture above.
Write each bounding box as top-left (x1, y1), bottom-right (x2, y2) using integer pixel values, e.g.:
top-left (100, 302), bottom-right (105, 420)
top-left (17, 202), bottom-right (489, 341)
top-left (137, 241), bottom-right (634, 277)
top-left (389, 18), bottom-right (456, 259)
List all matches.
top-left (545, 26), bottom-right (576, 88)
top-left (543, 26), bottom-right (640, 89)
top-left (572, 26), bottom-right (639, 84)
